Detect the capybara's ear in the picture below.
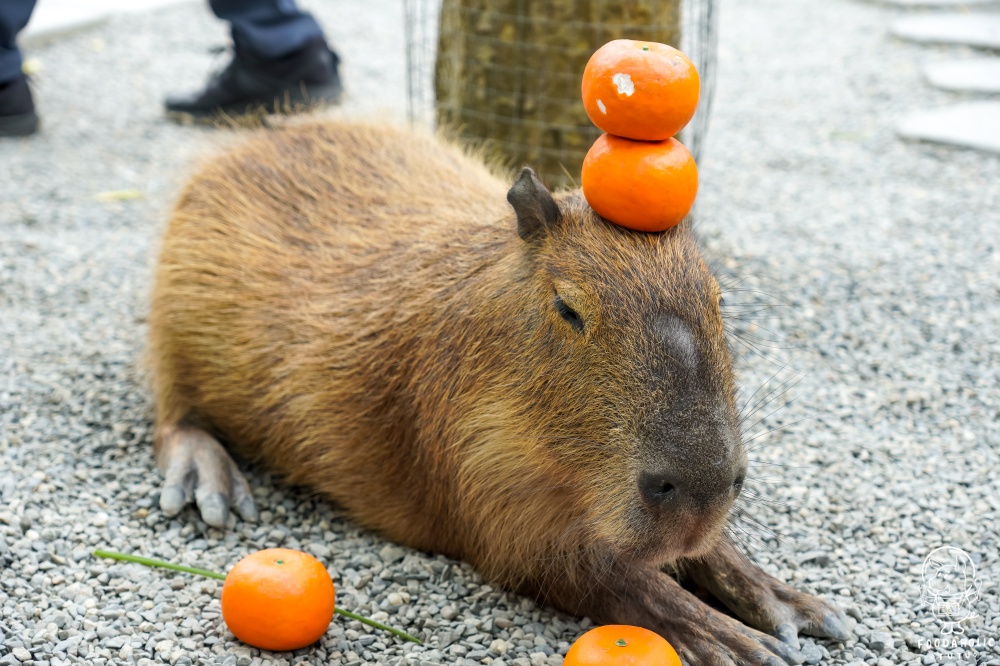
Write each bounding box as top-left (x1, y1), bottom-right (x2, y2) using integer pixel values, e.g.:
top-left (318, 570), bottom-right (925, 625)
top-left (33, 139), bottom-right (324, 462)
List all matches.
top-left (507, 167), bottom-right (561, 241)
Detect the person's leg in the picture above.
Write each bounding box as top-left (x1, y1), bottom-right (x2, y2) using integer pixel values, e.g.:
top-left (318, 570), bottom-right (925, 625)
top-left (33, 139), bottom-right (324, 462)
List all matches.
top-left (0, 0), bottom-right (40, 137)
top-left (164, 0), bottom-right (341, 121)
top-left (209, 0), bottom-right (324, 60)
top-left (0, 0), bottom-right (37, 82)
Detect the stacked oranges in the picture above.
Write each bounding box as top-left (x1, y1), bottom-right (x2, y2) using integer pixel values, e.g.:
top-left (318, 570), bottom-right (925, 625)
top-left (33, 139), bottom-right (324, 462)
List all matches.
top-left (580, 40), bottom-right (701, 232)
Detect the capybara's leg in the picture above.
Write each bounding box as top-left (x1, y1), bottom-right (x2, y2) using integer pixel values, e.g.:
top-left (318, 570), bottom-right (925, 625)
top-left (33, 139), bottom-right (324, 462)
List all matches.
top-left (155, 425), bottom-right (258, 528)
top-left (681, 535), bottom-right (850, 650)
top-left (546, 561), bottom-right (809, 665)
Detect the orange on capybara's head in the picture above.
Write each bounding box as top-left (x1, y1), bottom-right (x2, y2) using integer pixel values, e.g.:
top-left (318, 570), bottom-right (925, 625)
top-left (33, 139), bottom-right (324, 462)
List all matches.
top-left (582, 39), bottom-right (700, 141)
top-left (581, 133), bottom-right (698, 232)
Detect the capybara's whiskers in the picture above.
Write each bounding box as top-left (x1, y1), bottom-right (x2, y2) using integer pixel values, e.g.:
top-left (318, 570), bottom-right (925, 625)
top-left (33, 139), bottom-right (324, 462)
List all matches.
top-left (738, 362), bottom-right (792, 423)
top-left (732, 505), bottom-right (780, 541)
top-left (745, 458), bottom-right (810, 470)
top-left (726, 509), bottom-right (774, 553)
top-left (724, 323), bottom-right (799, 352)
top-left (740, 487), bottom-right (795, 510)
top-left (744, 416), bottom-right (814, 448)
top-left (722, 525), bottom-right (760, 566)
top-left (740, 371), bottom-right (807, 431)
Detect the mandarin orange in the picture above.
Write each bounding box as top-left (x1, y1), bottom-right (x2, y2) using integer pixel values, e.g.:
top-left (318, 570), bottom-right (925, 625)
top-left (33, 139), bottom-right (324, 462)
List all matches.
top-left (582, 39), bottom-right (700, 141)
top-left (564, 625), bottom-right (682, 666)
top-left (581, 133), bottom-right (698, 232)
top-left (221, 548), bottom-right (335, 651)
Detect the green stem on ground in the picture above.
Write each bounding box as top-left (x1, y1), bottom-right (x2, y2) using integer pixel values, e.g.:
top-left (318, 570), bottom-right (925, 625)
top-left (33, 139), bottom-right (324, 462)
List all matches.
top-left (93, 549), bottom-right (423, 644)
top-left (94, 549), bottom-right (227, 580)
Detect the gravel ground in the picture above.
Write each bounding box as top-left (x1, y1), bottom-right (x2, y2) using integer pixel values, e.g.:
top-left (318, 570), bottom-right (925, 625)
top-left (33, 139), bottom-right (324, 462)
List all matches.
top-left (2, 0), bottom-right (999, 665)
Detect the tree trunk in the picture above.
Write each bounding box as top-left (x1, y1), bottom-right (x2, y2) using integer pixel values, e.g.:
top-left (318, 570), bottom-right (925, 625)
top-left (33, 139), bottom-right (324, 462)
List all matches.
top-left (435, 0), bottom-right (681, 189)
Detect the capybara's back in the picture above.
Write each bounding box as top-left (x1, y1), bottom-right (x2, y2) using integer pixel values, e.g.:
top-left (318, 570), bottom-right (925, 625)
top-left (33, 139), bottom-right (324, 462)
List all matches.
top-left (150, 121), bottom-right (514, 550)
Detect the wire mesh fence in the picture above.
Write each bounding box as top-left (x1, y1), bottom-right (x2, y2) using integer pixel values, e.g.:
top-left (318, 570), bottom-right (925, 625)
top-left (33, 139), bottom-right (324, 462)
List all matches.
top-left (404, 0), bottom-right (718, 189)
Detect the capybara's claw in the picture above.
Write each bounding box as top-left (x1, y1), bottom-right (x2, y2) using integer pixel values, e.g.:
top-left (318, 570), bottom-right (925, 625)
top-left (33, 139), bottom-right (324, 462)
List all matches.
top-left (159, 484), bottom-right (188, 517)
top-left (749, 626), bottom-right (806, 665)
top-left (818, 611), bottom-right (851, 641)
top-left (774, 623), bottom-right (800, 649)
top-left (155, 425), bottom-right (256, 528)
top-left (234, 490), bottom-right (259, 522)
top-left (195, 491), bottom-right (229, 528)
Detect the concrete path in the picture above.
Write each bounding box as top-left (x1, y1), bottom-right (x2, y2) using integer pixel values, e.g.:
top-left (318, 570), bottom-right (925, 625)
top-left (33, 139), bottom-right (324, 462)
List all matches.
top-left (877, 0), bottom-right (1000, 6)
top-left (890, 13), bottom-right (1000, 49)
top-left (889, 8), bottom-right (1000, 152)
top-left (898, 101), bottom-right (1000, 153)
top-left (23, 0), bottom-right (196, 46)
top-left (925, 58), bottom-right (1000, 93)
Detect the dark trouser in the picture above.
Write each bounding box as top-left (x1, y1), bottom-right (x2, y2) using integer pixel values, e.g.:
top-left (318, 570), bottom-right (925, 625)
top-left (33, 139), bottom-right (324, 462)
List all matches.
top-left (0, 0), bottom-right (35, 83)
top-left (209, 0), bottom-right (325, 60)
top-left (0, 0), bottom-right (324, 83)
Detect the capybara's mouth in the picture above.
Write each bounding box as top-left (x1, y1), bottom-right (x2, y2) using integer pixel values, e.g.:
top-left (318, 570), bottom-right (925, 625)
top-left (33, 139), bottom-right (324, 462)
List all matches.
top-left (679, 524), bottom-right (725, 558)
top-left (624, 508), bottom-right (730, 566)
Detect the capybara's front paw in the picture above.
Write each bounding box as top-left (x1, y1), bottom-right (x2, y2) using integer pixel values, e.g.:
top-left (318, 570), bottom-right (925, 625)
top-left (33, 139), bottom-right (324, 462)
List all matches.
top-left (564, 564), bottom-right (808, 666)
top-left (683, 536), bottom-right (851, 651)
top-left (664, 598), bottom-right (807, 666)
top-left (155, 425), bottom-right (258, 528)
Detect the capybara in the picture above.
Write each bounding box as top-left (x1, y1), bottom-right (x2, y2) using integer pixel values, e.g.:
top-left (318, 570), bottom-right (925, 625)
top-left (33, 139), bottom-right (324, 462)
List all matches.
top-left (148, 121), bottom-right (848, 665)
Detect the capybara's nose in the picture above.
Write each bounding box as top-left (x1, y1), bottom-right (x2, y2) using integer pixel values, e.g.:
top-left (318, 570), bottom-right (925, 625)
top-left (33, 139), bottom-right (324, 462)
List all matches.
top-left (638, 470), bottom-right (680, 506)
top-left (639, 464), bottom-right (746, 510)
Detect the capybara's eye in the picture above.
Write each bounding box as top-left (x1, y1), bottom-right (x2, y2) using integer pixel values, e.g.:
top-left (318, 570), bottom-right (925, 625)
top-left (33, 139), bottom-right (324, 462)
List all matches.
top-left (554, 295), bottom-right (584, 333)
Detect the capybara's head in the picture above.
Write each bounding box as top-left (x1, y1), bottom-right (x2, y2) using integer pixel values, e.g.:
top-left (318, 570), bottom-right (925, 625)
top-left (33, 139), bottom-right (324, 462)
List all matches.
top-left (500, 168), bottom-right (746, 566)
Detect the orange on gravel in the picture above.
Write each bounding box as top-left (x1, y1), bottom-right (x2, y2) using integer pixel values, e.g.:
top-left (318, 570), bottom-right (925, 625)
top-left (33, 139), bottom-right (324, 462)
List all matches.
top-left (221, 548), bottom-right (335, 651)
top-left (581, 133), bottom-right (698, 232)
top-left (581, 39), bottom-right (700, 141)
top-left (565, 625), bottom-right (682, 666)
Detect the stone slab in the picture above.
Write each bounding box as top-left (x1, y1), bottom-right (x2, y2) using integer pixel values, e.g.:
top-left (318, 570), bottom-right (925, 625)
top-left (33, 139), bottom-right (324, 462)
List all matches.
top-left (878, 0), bottom-right (1000, 6)
top-left (897, 101), bottom-right (1000, 154)
top-left (890, 13), bottom-right (1000, 49)
top-left (22, 0), bottom-right (196, 48)
top-left (925, 58), bottom-right (1000, 92)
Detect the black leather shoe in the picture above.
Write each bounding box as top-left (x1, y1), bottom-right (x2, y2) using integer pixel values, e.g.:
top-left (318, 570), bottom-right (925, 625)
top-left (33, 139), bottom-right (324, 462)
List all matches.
top-left (165, 37), bottom-right (343, 122)
top-left (0, 75), bottom-right (39, 137)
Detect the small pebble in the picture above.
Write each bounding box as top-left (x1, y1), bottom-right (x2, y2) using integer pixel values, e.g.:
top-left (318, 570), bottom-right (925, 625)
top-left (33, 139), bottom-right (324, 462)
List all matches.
top-left (801, 643), bottom-right (824, 665)
top-left (869, 631), bottom-right (893, 653)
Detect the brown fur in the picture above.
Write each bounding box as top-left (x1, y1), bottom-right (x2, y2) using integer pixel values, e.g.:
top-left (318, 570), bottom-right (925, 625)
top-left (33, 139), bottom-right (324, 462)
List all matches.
top-left (147, 121), bottom-right (843, 661)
